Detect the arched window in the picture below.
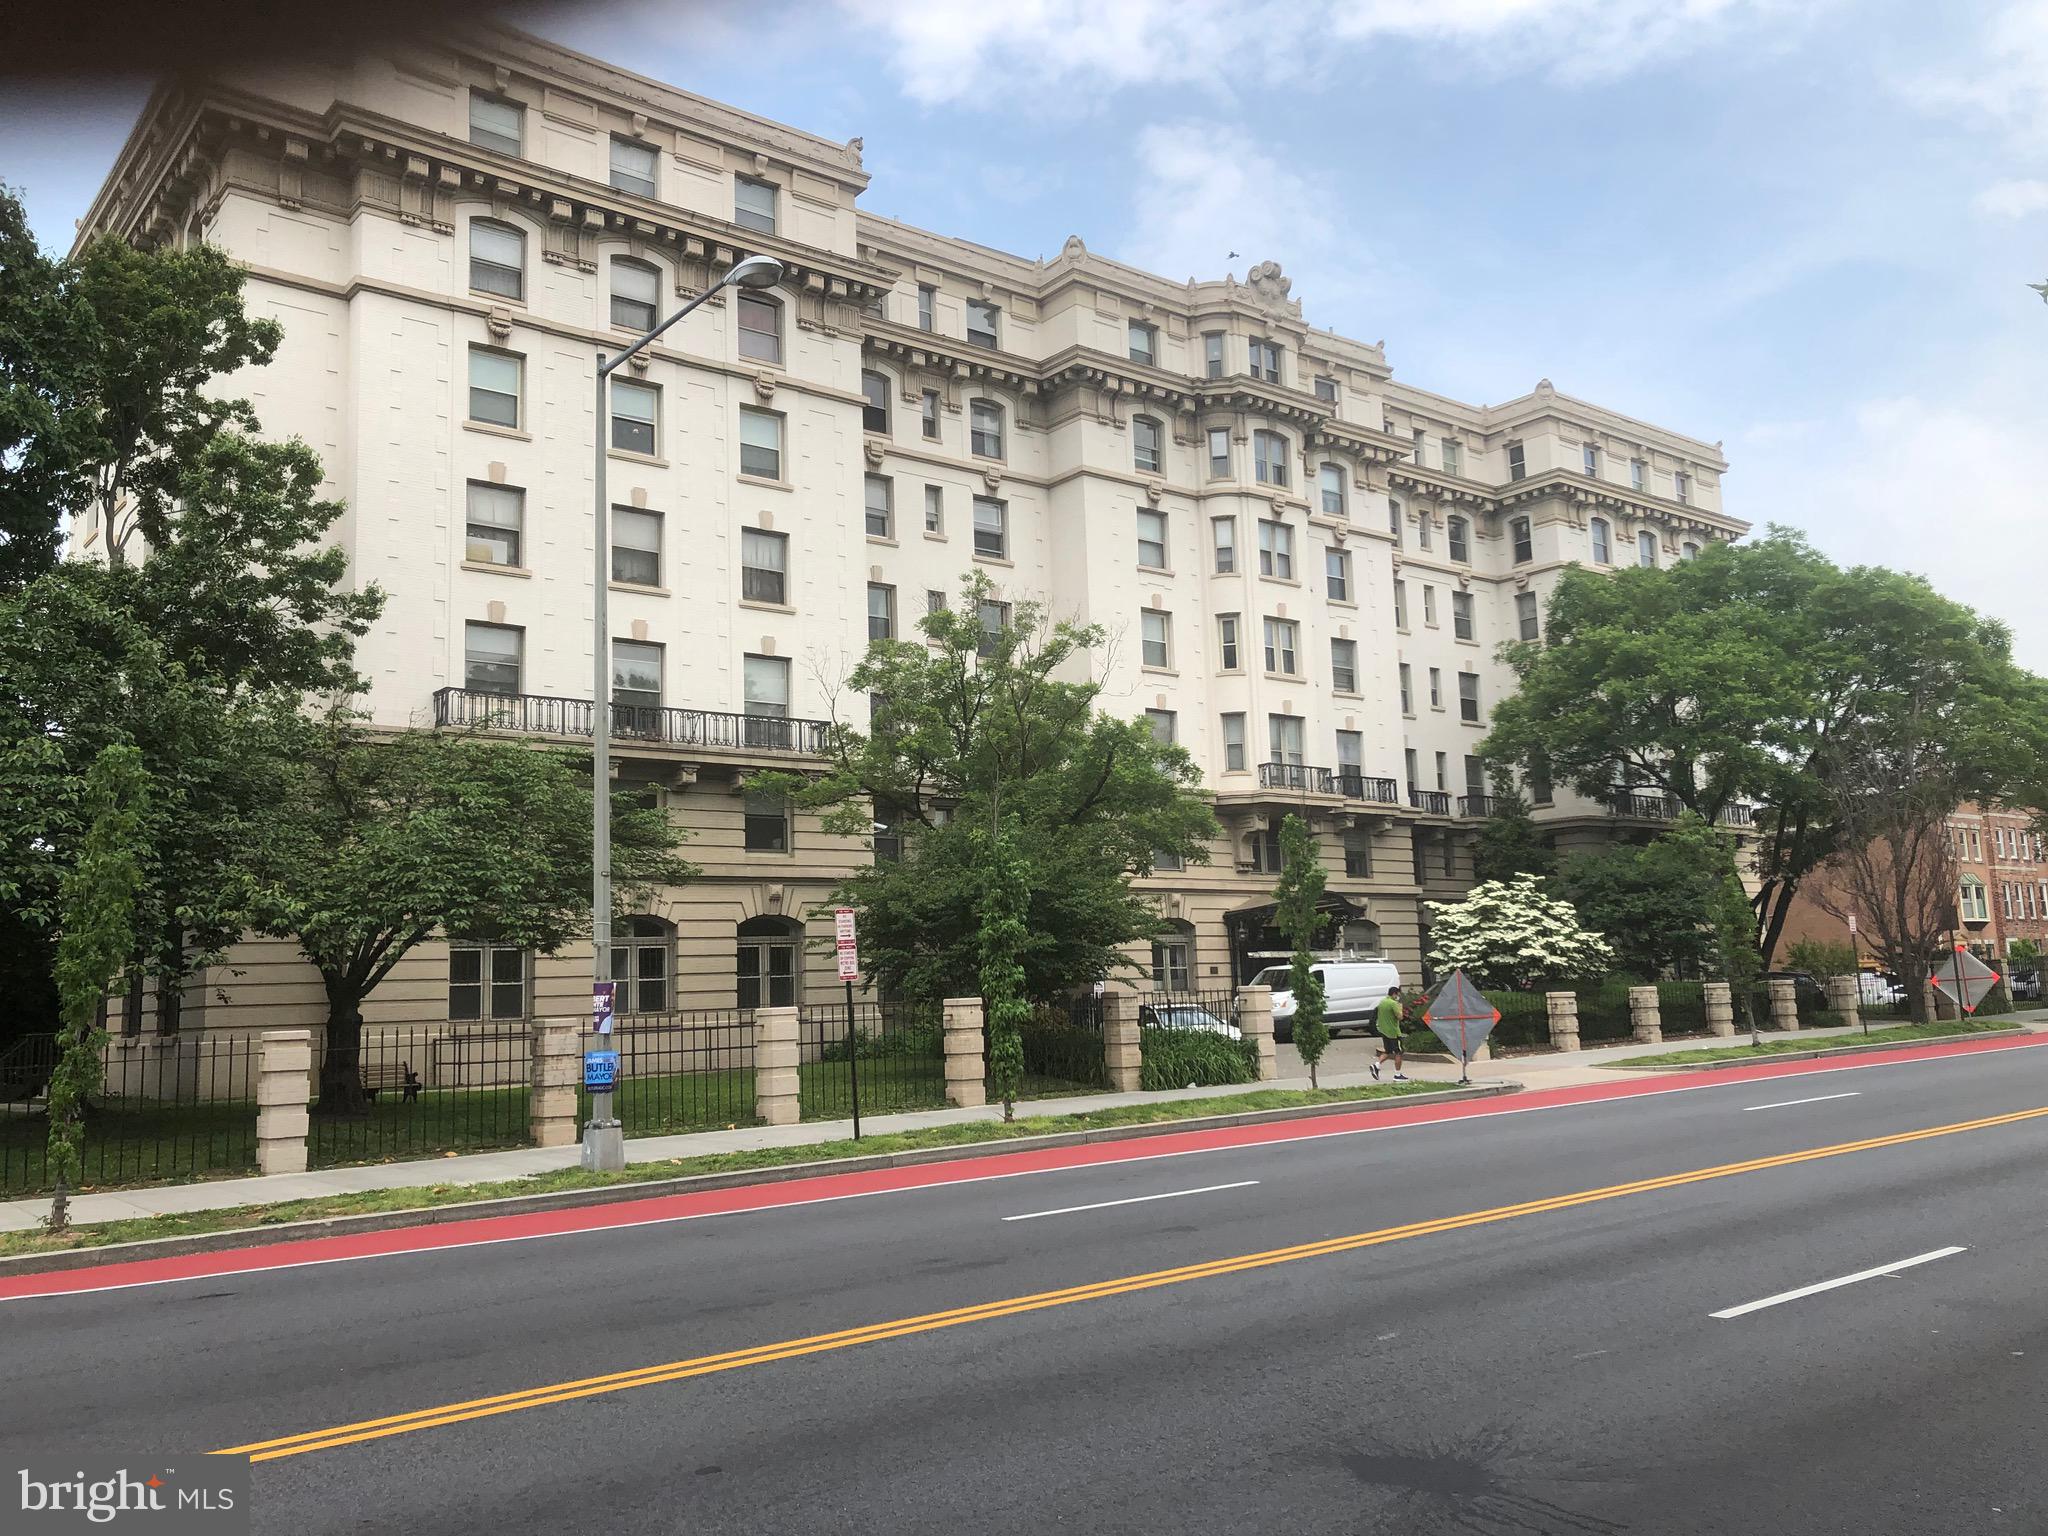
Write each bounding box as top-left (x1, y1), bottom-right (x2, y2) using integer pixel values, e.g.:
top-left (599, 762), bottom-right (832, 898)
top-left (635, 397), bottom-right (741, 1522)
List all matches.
top-left (737, 291), bottom-right (782, 364)
top-left (970, 398), bottom-right (1005, 459)
top-left (1133, 415), bottom-right (1163, 474)
top-left (1447, 515), bottom-right (1469, 563)
top-left (1339, 918), bottom-right (1383, 955)
top-left (1638, 529), bottom-right (1658, 568)
top-left (1681, 540), bottom-right (1701, 561)
top-left (468, 218), bottom-right (524, 300)
top-left (1318, 463), bottom-right (1345, 516)
top-left (1590, 517), bottom-right (1611, 565)
top-left (737, 915), bottom-right (803, 1010)
top-left (1150, 920), bottom-right (1195, 993)
top-left (610, 257), bottom-right (659, 331)
top-left (1253, 430), bottom-right (1290, 487)
top-left (611, 915), bottom-right (674, 1015)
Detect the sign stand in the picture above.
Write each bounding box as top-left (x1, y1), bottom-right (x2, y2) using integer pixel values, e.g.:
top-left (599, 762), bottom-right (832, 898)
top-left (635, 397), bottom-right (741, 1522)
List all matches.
top-left (1422, 969), bottom-right (1503, 1086)
top-left (836, 908), bottom-right (863, 1140)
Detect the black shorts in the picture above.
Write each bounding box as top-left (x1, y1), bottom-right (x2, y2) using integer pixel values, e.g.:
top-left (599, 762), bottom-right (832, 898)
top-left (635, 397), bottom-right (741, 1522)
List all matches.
top-left (1377, 1033), bottom-right (1402, 1053)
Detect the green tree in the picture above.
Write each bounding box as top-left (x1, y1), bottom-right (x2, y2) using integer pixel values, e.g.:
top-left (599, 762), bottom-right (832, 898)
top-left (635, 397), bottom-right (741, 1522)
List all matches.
top-left (1707, 864), bottom-right (1766, 1043)
top-left (977, 827), bottom-right (1030, 1120)
top-left (1470, 789), bottom-right (1556, 883)
top-left (45, 745), bottom-right (148, 1232)
top-left (240, 708), bottom-right (695, 1113)
top-left (1272, 815), bottom-right (1331, 1086)
top-left (1785, 938), bottom-right (1861, 981)
top-left (759, 572), bottom-right (1217, 1002)
top-left (1426, 874), bottom-right (1616, 992)
top-left (0, 185), bottom-right (81, 591)
top-left (1551, 814), bottom-right (1731, 978)
top-left (1484, 531), bottom-right (2048, 963)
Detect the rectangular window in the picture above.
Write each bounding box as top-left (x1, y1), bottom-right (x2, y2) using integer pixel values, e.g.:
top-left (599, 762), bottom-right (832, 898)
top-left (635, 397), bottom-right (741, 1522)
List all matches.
top-left (921, 389), bottom-right (940, 440)
top-left (1507, 443), bottom-right (1526, 480)
top-left (1248, 338), bottom-right (1281, 382)
top-left (739, 407), bottom-right (782, 478)
top-left (970, 400), bottom-right (1004, 458)
top-left (1405, 748), bottom-right (1419, 794)
top-left (1448, 516), bottom-right (1469, 563)
top-left (1440, 437), bottom-right (1462, 476)
top-left (1331, 638), bottom-right (1358, 693)
top-left (860, 370), bottom-right (890, 434)
top-left (924, 483), bottom-right (944, 534)
top-left (469, 94), bottom-right (522, 156)
top-left (1418, 514), bottom-right (1433, 551)
top-left (1152, 849), bottom-right (1185, 877)
top-left (1530, 753), bottom-right (1553, 805)
top-left (738, 295), bottom-right (782, 364)
top-left (464, 481), bottom-right (522, 567)
top-left (926, 588), bottom-right (947, 616)
top-left (1459, 671), bottom-right (1480, 723)
top-left (973, 496), bottom-right (1007, 559)
top-left (1639, 529), bottom-right (1659, 568)
top-left (1583, 442), bottom-right (1599, 476)
top-left (1128, 321), bottom-right (1156, 365)
top-left (1511, 516), bottom-right (1533, 564)
top-left (1257, 519), bottom-right (1293, 579)
top-left (1144, 708), bottom-right (1176, 745)
top-left (1398, 662), bottom-right (1412, 714)
top-left (1133, 415), bottom-right (1163, 473)
top-left (1344, 830), bottom-right (1373, 879)
top-left (1221, 712), bottom-right (1247, 771)
top-left (1674, 471), bottom-right (1692, 504)
top-left (1212, 516), bottom-right (1236, 573)
top-left (1217, 613), bottom-right (1241, 671)
top-left (1452, 590), bottom-right (1474, 641)
top-left (1429, 666), bottom-right (1442, 709)
top-left (1207, 427), bottom-right (1231, 478)
top-left (965, 299), bottom-right (1000, 348)
top-left (1137, 509), bottom-right (1167, 569)
top-left (450, 943), bottom-right (526, 1021)
top-left (464, 621), bottom-right (522, 695)
top-left (917, 284), bottom-right (935, 331)
top-left (1442, 829), bottom-right (1456, 876)
top-left (612, 638), bottom-right (662, 710)
top-left (740, 527), bottom-right (787, 604)
top-left (864, 474), bottom-right (893, 539)
top-left (610, 260), bottom-right (659, 331)
top-left (1325, 546), bottom-right (1349, 602)
top-left (1315, 375), bottom-right (1338, 404)
top-left (1268, 714), bottom-right (1305, 765)
top-left (1435, 752), bottom-right (1449, 792)
top-left (468, 347), bottom-right (521, 428)
top-left (468, 221), bottom-right (523, 299)
top-left (1319, 463), bottom-right (1346, 517)
top-left (867, 583), bottom-right (895, 641)
top-left (610, 136), bottom-right (657, 197)
top-left (1592, 519), bottom-right (1612, 564)
top-left (609, 378), bottom-right (658, 456)
top-left (1203, 331), bottom-right (1224, 379)
top-left (978, 599), bottom-right (1010, 657)
top-left (1388, 500), bottom-right (1403, 547)
top-left (744, 789), bottom-right (790, 852)
top-left (1466, 755), bottom-right (1488, 805)
top-left (1412, 427), bottom-right (1426, 464)
top-left (1336, 730), bottom-right (1363, 773)
top-left (1631, 458), bottom-right (1646, 490)
top-left (1516, 591), bottom-right (1540, 641)
top-left (734, 176), bottom-right (777, 233)
top-left (1141, 609), bottom-right (1172, 668)
top-left (1263, 617), bottom-right (1299, 675)
top-left (1423, 585), bottom-right (1437, 626)
top-left (1393, 577), bottom-right (1408, 629)
top-left (743, 653), bottom-right (790, 717)
top-left (612, 506), bottom-right (662, 587)
top-left (1253, 431), bottom-right (1289, 487)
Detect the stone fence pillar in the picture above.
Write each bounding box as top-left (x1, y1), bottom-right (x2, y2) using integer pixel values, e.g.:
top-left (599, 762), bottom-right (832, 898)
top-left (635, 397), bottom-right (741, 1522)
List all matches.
top-left (1628, 985), bottom-right (1663, 1045)
top-left (529, 1020), bottom-right (582, 1148)
top-left (1768, 977), bottom-right (1800, 1032)
top-left (943, 996), bottom-right (986, 1109)
top-left (256, 1029), bottom-right (312, 1175)
top-left (1704, 981), bottom-right (1735, 1036)
top-left (1103, 992), bottom-right (1142, 1093)
top-left (753, 1006), bottom-right (800, 1126)
top-left (1545, 992), bottom-right (1580, 1053)
top-left (1236, 985), bottom-right (1275, 1081)
top-left (1825, 976), bottom-right (1862, 1032)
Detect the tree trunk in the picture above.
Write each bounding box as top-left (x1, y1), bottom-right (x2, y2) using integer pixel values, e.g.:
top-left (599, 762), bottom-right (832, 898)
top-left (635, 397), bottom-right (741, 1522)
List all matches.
top-left (314, 998), bottom-right (370, 1116)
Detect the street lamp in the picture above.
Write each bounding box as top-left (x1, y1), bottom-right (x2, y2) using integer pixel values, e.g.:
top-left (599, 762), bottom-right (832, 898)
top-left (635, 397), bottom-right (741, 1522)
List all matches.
top-left (583, 252), bottom-right (785, 1171)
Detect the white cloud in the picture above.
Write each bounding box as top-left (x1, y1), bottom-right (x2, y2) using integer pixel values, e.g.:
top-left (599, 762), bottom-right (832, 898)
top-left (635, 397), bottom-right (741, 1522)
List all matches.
top-left (1973, 178), bottom-right (2048, 219)
top-left (1907, 0), bottom-right (2048, 149)
top-left (838, 0), bottom-right (1808, 106)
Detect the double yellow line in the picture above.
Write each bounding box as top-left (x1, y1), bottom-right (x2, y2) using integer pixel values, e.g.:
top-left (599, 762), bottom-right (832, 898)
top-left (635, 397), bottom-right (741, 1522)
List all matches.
top-left (218, 1102), bottom-right (2048, 1462)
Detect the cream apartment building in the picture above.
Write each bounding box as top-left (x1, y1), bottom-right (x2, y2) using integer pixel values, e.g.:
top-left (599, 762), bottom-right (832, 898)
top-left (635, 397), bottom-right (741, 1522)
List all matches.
top-left (69, 25), bottom-right (1746, 1033)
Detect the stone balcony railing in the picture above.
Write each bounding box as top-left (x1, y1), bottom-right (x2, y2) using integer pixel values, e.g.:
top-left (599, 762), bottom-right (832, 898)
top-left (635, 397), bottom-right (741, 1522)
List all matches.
top-left (431, 688), bottom-right (832, 757)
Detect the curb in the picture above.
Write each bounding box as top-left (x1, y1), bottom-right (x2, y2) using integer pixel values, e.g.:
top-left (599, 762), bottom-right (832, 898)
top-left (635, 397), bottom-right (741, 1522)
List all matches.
top-left (0, 1082), bottom-right (1517, 1277)
top-left (1599, 1027), bottom-right (2030, 1073)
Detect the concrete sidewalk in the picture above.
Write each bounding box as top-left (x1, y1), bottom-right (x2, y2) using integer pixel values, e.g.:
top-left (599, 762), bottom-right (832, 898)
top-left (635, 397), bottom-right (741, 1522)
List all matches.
top-left (5, 1015), bottom-right (2034, 1234)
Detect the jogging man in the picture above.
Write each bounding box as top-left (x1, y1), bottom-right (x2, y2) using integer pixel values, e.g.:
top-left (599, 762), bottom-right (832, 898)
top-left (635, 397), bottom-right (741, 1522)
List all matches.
top-left (1370, 985), bottom-right (1407, 1081)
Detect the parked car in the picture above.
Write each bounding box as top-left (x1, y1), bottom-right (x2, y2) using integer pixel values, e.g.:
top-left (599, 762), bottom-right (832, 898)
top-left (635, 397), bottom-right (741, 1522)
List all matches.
top-left (1137, 1003), bottom-right (1241, 1040)
top-left (1857, 971), bottom-right (1906, 1006)
top-left (1247, 960), bottom-right (1402, 1044)
top-left (2010, 970), bottom-right (2040, 1001)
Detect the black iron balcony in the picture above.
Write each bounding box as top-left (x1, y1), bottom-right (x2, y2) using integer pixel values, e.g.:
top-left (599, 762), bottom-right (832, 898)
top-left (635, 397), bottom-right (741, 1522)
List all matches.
top-left (1719, 803), bottom-right (1757, 827)
top-left (1256, 762), bottom-right (1335, 794)
top-left (1458, 794), bottom-right (1504, 818)
top-left (1408, 788), bottom-right (1453, 816)
top-left (1335, 771), bottom-right (1402, 805)
top-left (1606, 789), bottom-right (1683, 821)
top-left (433, 687), bottom-right (831, 756)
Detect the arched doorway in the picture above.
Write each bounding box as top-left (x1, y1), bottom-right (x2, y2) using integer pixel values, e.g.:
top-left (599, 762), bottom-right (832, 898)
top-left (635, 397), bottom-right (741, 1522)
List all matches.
top-left (737, 915), bottom-right (803, 1010)
top-left (611, 914), bottom-right (674, 1015)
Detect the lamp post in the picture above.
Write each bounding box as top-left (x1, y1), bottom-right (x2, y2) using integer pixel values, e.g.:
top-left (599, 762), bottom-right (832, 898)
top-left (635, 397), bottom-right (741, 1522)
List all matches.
top-left (583, 252), bottom-right (784, 1172)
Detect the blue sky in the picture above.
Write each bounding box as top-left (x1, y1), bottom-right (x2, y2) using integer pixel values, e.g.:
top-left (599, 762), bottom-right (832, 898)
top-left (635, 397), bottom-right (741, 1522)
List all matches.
top-left (5, 0), bottom-right (2045, 664)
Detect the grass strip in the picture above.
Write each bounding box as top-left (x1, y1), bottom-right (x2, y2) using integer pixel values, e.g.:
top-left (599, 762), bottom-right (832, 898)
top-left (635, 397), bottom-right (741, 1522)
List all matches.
top-left (1600, 1019), bottom-right (2008, 1068)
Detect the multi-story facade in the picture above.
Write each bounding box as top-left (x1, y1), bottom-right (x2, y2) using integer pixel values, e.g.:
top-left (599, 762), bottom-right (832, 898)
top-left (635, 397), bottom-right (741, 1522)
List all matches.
top-left (69, 25), bottom-right (1743, 1033)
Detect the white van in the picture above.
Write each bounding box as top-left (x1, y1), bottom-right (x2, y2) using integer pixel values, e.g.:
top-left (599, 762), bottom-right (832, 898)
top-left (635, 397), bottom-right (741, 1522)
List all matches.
top-left (1247, 960), bottom-right (1402, 1044)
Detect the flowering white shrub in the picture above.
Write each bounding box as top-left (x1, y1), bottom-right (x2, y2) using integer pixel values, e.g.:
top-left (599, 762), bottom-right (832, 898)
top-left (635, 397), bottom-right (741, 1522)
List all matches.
top-left (1425, 874), bottom-right (1616, 991)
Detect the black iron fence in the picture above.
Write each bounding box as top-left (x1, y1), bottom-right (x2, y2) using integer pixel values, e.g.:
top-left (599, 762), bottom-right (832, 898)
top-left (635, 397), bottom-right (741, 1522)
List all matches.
top-left (433, 687), bottom-right (831, 756)
top-left (306, 1026), bottom-right (531, 1168)
top-left (1257, 762), bottom-right (1334, 794)
top-left (1336, 772), bottom-right (1402, 804)
top-left (798, 1001), bottom-right (947, 1121)
top-left (1138, 991), bottom-right (1240, 1031)
top-left (0, 1033), bottom-right (260, 1195)
top-left (1408, 788), bottom-right (1453, 815)
top-left (584, 1011), bottom-right (758, 1135)
top-left (1015, 1002), bottom-right (1108, 1097)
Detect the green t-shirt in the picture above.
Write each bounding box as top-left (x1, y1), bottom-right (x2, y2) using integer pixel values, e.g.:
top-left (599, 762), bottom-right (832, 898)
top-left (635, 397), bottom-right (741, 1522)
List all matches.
top-left (1375, 995), bottom-right (1403, 1038)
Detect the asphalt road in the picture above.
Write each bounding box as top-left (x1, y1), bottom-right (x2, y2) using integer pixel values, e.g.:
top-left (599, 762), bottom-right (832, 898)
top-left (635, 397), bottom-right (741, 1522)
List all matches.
top-left (8, 1043), bottom-right (2048, 1534)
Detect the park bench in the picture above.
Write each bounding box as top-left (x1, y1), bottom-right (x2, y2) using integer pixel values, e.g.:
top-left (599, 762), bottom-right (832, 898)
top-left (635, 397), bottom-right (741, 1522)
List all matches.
top-left (361, 1061), bottom-right (423, 1103)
